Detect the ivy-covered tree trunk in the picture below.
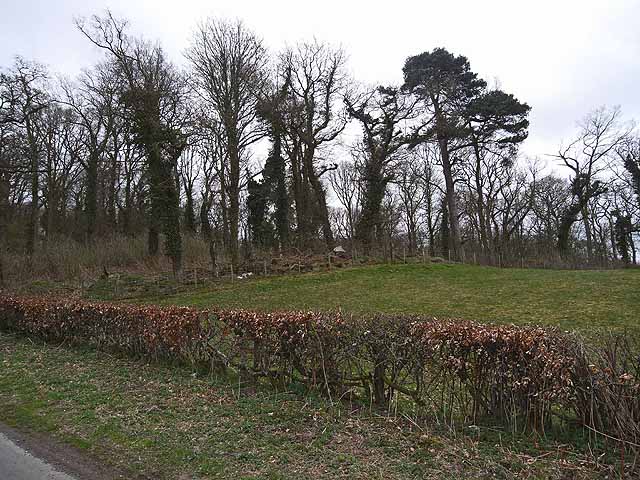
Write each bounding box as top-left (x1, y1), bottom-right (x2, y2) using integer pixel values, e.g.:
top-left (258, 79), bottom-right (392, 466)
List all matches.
top-left (614, 212), bottom-right (632, 265)
top-left (558, 200), bottom-right (585, 254)
top-left (270, 135), bottom-right (290, 248)
top-left (147, 143), bottom-right (182, 276)
top-left (247, 133), bottom-right (290, 250)
top-left (355, 160), bottom-right (387, 255)
top-left (138, 96), bottom-right (183, 277)
top-left (309, 178), bottom-right (334, 248)
top-left (162, 186), bottom-right (183, 278)
top-left (120, 168), bottom-right (134, 236)
top-left (247, 176), bottom-right (270, 247)
top-left (558, 176), bottom-right (606, 257)
top-left (303, 149), bottom-right (334, 248)
top-left (147, 176), bottom-right (160, 257)
top-left (624, 153), bottom-right (640, 208)
top-left (148, 224), bottom-right (159, 256)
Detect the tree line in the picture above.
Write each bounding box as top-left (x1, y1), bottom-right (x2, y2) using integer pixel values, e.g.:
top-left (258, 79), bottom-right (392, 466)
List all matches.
top-left (1, 12), bottom-right (639, 281)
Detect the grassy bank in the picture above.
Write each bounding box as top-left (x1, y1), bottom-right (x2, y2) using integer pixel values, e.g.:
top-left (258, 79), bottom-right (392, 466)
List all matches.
top-left (0, 332), bottom-right (607, 479)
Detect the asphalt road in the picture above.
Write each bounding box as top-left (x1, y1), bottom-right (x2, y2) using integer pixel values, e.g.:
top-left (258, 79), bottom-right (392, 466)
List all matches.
top-left (0, 423), bottom-right (133, 480)
top-left (0, 431), bottom-right (77, 480)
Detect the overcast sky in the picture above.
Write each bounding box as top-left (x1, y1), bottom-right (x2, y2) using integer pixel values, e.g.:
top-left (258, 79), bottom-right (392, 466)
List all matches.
top-left (3, 0), bottom-right (640, 167)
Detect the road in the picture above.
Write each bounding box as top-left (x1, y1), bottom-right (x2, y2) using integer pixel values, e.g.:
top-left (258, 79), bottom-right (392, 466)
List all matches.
top-left (0, 423), bottom-right (132, 480)
top-left (0, 431), bottom-right (77, 480)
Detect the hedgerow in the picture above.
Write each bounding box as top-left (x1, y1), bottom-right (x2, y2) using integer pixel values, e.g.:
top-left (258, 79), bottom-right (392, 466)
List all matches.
top-left (0, 295), bottom-right (638, 466)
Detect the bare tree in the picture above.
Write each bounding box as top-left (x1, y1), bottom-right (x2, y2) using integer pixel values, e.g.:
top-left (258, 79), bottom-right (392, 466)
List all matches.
top-left (40, 105), bottom-right (82, 239)
top-left (463, 89), bottom-right (530, 253)
top-left (280, 40), bottom-right (350, 248)
top-left (529, 175), bottom-right (571, 254)
top-left (555, 107), bottom-right (631, 259)
top-left (1, 57), bottom-right (50, 255)
top-left (328, 160), bottom-right (361, 248)
top-left (394, 157), bottom-right (427, 256)
top-left (115, 122), bottom-right (144, 236)
top-left (59, 60), bottom-right (118, 240)
top-left (186, 18), bottom-right (268, 269)
top-left (178, 146), bottom-right (200, 234)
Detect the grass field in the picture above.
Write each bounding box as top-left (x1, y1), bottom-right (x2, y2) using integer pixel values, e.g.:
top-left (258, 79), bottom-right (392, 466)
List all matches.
top-left (146, 263), bottom-right (640, 335)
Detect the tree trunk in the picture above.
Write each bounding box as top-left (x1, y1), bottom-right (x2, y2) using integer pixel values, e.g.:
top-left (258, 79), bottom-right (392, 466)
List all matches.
top-left (609, 219), bottom-right (617, 260)
top-left (582, 206), bottom-right (593, 263)
top-left (107, 155), bottom-right (118, 230)
top-left (407, 218), bottom-right (417, 256)
top-left (146, 137), bottom-right (182, 279)
top-left (25, 118), bottom-right (39, 255)
top-left (0, 170), bottom-right (8, 287)
top-left (183, 186), bottom-right (196, 234)
top-left (85, 152), bottom-right (99, 240)
top-left (218, 154), bottom-right (231, 253)
top-left (45, 191), bottom-right (57, 240)
top-left (290, 147), bottom-right (310, 247)
top-left (272, 135), bottom-right (290, 248)
top-left (148, 225), bottom-right (159, 256)
top-left (227, 138), bottom-right (241, 270)
top-left (355, 160), bottom-right (386, 255)
top-left (471, 138), bottom-right (490, 252)
top-left (439, 138), bottom-right (461, 260)
top-left (121, 176), bottom-right (133, 236)
top-left (430, 97), bottom-right (462, 261)
top-left (303, 148), bottom-right (334, 249)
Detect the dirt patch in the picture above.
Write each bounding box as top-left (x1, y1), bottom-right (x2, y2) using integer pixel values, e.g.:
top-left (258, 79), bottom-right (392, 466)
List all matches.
top-left (0, 422), bottom-right (145, 480)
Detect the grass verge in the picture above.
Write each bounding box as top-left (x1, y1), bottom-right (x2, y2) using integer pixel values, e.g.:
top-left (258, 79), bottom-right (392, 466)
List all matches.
top-left (0, 331), bottom-right (609, 479)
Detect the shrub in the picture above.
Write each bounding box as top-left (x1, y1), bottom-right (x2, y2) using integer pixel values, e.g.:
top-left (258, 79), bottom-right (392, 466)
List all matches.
top-left (1, 293), bottom-right (638, 469)
top-left (571, 335), bottom-right (640, 451)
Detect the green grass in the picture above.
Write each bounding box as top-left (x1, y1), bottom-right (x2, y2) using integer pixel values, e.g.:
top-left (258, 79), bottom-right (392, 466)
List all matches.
top-left (0, 332), bottom-right (604, 479)
top-left (143, 263), bottom-right (639, 336)
top-left (5, 263), bottom-right (634, 477)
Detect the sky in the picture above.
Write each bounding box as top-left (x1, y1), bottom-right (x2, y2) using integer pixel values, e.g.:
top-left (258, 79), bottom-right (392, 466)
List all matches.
top-left (2, 0), bottom-right (640, 168)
